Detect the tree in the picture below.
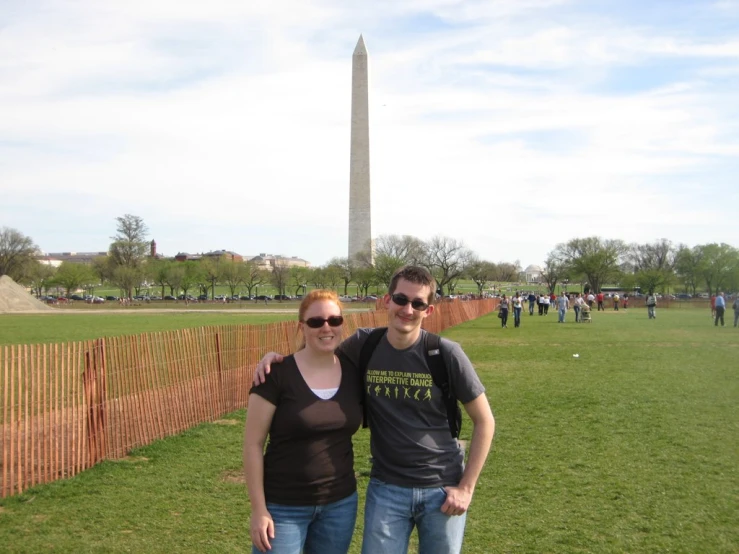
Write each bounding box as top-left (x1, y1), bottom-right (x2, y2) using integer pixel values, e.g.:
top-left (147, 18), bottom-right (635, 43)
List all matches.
top-left (327, 257), bottom-right (355, 296)
top-left (425, 236), bottom-right (473, 295)
top-left (164, 264), bottom-right (185, 297)
top-left (109, 214), bottom-right (149, 269)
top-left (270, 261), bottom-right (291, 300)
top-left (111, 266), bottom-right (141, 300)
top-left (308, 267), bottom-right (326, 289)
top-left (242, 261), bottom-right (267, 297)
top-left (374, 234), bottom-right (426, 266)
top-left (628, 239), bottom-right (677, 294)
top-left (674, 244), bottom-right (703, 295)
top-left (552, 237), bottom-right (627, 293)
top-left (495, 262), bottom-right (520, 283)
top-left (23, 262), bottom-right (56, 297)
top-left (541, 254), bottom-right (566, 294)
top-left (54, 262), bottom-right (95, 297)
top-left (354, 266), bottom-right (377, 297)
top-left (323, 264), bottom-right (343, 291)
top-left (200, 256), bottom-right (225, 299)
top-left (696, 243), bottom-right (738, 294)
top-left (374, 253), bottom-right (407, 287)
top-left (149, 259), bottom-right (173, 299)
top-left (221, 261), bottom-right (245, 297)
top-left (290, 266), bottom-right (310, 296)
top-left (0, 227), bottom-right (38, 281)
top-left (466, 260), bottom-right (497, 296)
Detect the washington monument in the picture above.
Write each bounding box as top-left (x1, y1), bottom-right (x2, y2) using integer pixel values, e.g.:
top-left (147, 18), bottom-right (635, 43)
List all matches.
top-left (348, 35), bottom-right (372, 262)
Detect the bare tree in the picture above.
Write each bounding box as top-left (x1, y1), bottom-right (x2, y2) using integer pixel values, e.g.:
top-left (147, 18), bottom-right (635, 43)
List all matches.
top-left (0, 227), bottom-right (38, 281)
top-left (290, 266), bottom-right (310, 296)
top-left (374, 234), bottom-right (427, 265)
top-left (425, 236), bottom-right (473, 295)
top-left (242, 261), bottom-right (267, 296)
top-left (270, 261), bottom-right (291, 300)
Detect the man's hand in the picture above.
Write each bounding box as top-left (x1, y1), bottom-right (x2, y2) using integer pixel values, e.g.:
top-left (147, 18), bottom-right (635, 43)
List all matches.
top-left (440, 485), bottom-right (473, 516)
top-left (253, 352), bottom-right (284, 385)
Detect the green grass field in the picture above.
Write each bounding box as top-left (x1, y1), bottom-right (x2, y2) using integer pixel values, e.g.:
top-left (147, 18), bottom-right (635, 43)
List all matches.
top-left (0, 306), bottom-right (737, 553)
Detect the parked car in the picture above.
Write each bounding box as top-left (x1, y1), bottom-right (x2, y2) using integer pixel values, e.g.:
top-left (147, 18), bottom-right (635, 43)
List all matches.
top-left (198, 294), bottom-right (209, 301)
top-left (255, 295), bottom-right (272, 301)
top-left (240, 295), bottom-right (253, 301)
top-left (105, 295), bottom-right (119, 301)
top-left (273, 294), bottom-right (291, 301)
top-left (70, 294), bottom-right (85, 301)
top-left (164, 295), bottom-right (177, 300)
top-left (92, 296), bottom-right (105, 304)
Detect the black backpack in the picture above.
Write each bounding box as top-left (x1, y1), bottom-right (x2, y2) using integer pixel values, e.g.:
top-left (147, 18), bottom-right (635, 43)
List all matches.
top-left (356, 327), bottom-right (462, 438)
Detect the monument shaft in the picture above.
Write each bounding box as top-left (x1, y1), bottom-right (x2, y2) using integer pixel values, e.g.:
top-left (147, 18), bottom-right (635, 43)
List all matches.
top-left (348, 35), bottom-right (372, 262)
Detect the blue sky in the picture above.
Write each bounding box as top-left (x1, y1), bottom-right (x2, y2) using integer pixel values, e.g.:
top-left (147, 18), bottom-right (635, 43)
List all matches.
top-left (1, 0), bottom-right (738, 268)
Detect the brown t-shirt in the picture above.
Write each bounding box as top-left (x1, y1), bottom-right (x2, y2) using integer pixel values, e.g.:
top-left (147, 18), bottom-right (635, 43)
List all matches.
top-left (250, 354), bottom-right (362, 506)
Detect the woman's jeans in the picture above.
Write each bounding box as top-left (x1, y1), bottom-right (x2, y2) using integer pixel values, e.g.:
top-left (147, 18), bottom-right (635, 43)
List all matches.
top-left (256, 491), bottom-right (357, 554)
top-left (573, 305), bottom-right (580, 322)
top-left (513, 307), bottom-right (522, 327)
top-left (362, 478), bottom-right (466, 554)
top-left (500, 308), bottom-right (508, 327)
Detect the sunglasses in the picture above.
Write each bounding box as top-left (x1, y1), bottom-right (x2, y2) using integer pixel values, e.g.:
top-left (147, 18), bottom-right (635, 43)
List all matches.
top-left (303, 315), bottom-right (344, 329)
top-left (391, 293), bottom-right (429, 311)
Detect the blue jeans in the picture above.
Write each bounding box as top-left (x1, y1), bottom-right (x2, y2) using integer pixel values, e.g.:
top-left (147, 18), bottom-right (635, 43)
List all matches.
top-left (573, 305), bottom-right (580, 322)
top-left (362, 478), bottom-right (466, 554)
top-left (513, 306), bottom-right (522, 327)
top-left (558, 307), bottom-right (566, 322)
top-left (648, 305), bottom-right (656, 319)
top-left (256, 491), bottom-right (357, 554)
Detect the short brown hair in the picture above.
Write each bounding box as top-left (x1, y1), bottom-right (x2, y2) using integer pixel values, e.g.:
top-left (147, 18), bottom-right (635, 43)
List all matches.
top-left (388, 266), bottom-right (437, 305)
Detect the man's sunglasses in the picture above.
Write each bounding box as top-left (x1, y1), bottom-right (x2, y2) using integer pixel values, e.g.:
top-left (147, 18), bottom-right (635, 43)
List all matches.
top-left (303, 315), bottom-right (344, 329)
top-left (391, 294), bottom-right (429, 311)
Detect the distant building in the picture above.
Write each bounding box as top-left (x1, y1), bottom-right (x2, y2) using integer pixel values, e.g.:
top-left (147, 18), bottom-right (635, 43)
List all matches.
top-left (37, 251), bottom-right (108, 266)
top-left (247, 253), bottom-right (311, 272)
top-left (174, 252), bottom-right (202, 262)
top-left (202, 249), bottom-right (244, 263)
top-left (524, 264), bottom-right (543, 284)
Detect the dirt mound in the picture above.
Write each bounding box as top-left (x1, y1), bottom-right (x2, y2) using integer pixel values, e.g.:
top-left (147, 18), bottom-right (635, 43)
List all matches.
top-left (0, 275), bottom-right (53, 313)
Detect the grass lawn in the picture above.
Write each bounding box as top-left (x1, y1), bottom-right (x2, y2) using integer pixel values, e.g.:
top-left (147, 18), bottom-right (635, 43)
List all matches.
top-left (0, 306), bottom-right (737, 552)
top-left (0, 312), bottom-right (295, 346)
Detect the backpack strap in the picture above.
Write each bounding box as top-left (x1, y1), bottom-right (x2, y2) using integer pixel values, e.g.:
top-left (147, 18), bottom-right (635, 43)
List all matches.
top-left (358, 327), bottom-right (388, 428)
top-left (423, 332), bottom-right (462, 439)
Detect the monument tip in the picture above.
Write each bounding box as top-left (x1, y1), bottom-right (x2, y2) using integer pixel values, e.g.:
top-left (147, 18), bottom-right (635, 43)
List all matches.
top-left (354, 34), bottom-right (367, 56)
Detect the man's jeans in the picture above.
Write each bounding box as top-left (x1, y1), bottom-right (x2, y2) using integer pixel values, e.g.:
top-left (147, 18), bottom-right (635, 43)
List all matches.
top-left (257, 492), bottom-right (357, 554)
top-left (734, 310), bottom-right (739, 327)
top-left (558, 307), bottom-right (566, 323)
top-left (529, 301), bottom-right (535, 315)
top-left (648, 305), bottom-right (656, 319)
top-left (362, 478), bottom-right (466, 554)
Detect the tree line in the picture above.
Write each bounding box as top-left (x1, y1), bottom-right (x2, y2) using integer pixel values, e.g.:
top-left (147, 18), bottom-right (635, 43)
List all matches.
top-left (2, 217), bottom-right (738, 299)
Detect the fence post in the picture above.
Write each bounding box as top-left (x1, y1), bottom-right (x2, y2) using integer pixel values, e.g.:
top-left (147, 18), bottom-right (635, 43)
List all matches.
top-left (215, 332), bottom-right (224, 413)
top-left (84, 339), bottom-right (107, 467)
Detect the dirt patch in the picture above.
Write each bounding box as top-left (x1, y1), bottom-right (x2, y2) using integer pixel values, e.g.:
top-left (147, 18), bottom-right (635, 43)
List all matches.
top-left (0, 275), bottom-right (52, 313)
top-left (113, 456), bottom-right (149, 463)
top-left (213, 419), bottom-right (240, 426)
top-left (221, 470), bottom-right (246, 484)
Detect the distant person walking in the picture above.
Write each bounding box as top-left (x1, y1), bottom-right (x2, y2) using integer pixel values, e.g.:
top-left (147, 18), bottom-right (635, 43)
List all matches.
top-left (538, 294), bottom-right (544, 316)
top-left (499, 294), bottom-right (509, 328)
top-left (573, 293), bottom-right (583, 323)
top-left (528, 292), bottom-right (536, 315)
top-left (512, 293), bottom-right (523, 328)
top-left (586, 292), bottom-right (595, 309)
top-left (733, 296), bottom-right (739, 327)
top-left (543, 294), bottom-right (550, 315)
top-left (557, 293), bottom-right (570, 323)
top-left (596, 292), bottom-right (605, 311)
top-left (613, 293), bottom-right (620, 311)
top-left (714, 292), bottom-right (726, 327)
top-left (646, 293), bottom-right (657, 319)
top-left (622, 294), bottom-right (629, 310)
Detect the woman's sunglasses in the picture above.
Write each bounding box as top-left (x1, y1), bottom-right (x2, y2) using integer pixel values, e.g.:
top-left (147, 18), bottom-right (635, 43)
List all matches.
top-left (391, 293), bottom-right (429, 311)
top-left (303, 315), bottom-right (344, 329)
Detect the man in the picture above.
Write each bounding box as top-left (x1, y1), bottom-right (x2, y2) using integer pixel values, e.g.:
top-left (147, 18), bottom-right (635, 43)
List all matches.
top-left (733, 295), bottom-right (739, 327)
top-left (596, 291), bottom-right (605, 311)
top-left (714, 292), bottom-right (726, 327)
top-left (528, 292), bottom-right (536, 315)
top-left (254, 266), bottom-right (495, 554)
top-left (646, 291), bottom-right (657, 319)
top-left (557, 293), bottom-right (570, 323)
top-left (613, 293), bottom-right (620, 311)
top-left (586, 292), bottom-right (595, 309)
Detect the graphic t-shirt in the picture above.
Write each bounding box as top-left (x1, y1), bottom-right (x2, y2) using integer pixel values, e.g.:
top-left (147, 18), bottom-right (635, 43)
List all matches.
top-left (338, 329), bottom-right (485, 488)
top-left (250, 354), bottom-right (362, 505)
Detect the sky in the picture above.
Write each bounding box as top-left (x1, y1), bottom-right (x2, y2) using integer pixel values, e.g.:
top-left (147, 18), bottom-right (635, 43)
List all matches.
top-left (2, 0), bottom-right (738, 269)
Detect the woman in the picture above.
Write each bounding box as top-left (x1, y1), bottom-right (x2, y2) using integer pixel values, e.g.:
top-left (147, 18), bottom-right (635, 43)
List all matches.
top-left (511, 292), bottom-right (523, 328)
top-left (244, 290), bottom-right (362, 553)
top-left (499, 294), bottom-right (509, 328)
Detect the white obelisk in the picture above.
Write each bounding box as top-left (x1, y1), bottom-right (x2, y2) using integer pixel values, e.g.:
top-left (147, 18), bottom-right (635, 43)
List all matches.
top-left (348, 35), bottom-right (372, 263)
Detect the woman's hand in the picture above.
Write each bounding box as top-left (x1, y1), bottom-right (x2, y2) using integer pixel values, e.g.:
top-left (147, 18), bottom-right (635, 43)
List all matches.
top-left (251, 510), bottom-right (275, 552)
